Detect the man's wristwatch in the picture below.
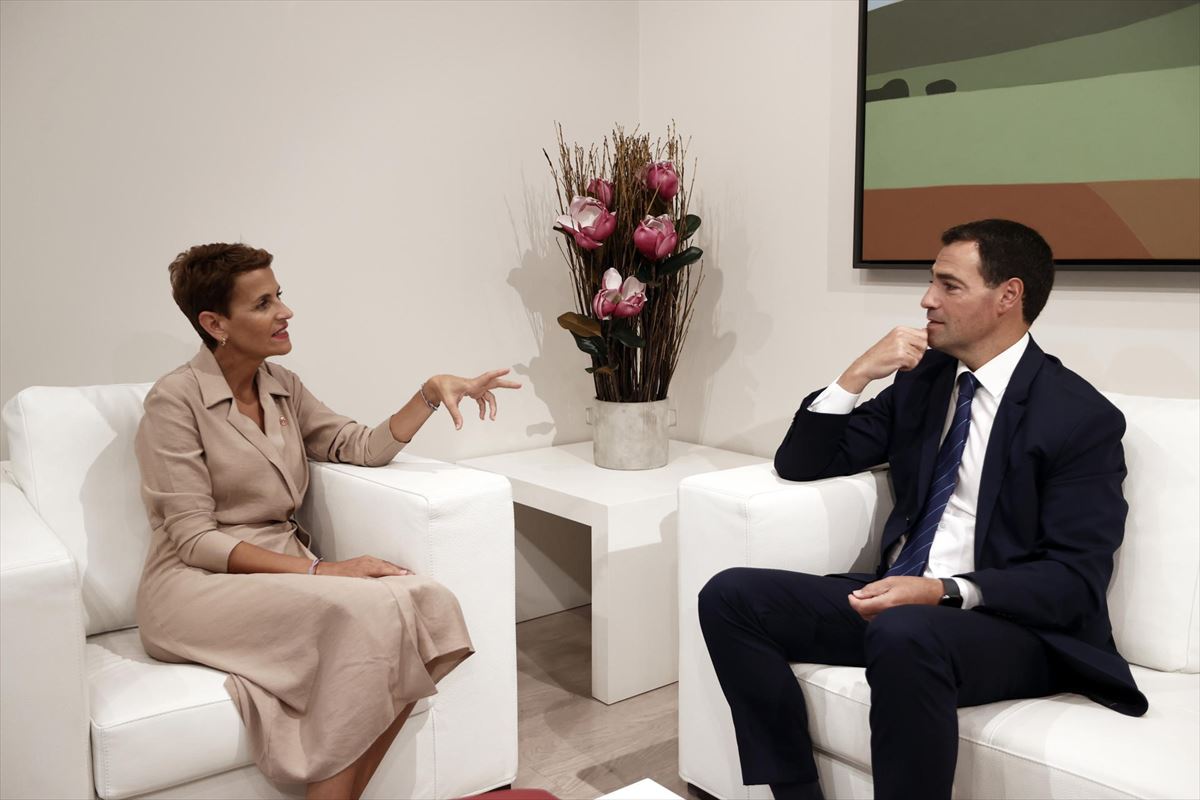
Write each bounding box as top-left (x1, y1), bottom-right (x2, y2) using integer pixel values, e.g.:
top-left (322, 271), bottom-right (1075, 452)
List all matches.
top-left (938, 578), bottom-right (963, 608)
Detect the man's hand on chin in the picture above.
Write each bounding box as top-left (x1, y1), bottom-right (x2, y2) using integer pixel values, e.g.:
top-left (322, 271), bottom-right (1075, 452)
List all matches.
top-left (848, 576), bottom-right (944, 621)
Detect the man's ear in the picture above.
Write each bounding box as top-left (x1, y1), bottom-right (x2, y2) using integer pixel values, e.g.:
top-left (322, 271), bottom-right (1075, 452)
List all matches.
top-left (998, 278), bottom-right (1024, 316)
top-left (198, 310), bottom-right (225, 342)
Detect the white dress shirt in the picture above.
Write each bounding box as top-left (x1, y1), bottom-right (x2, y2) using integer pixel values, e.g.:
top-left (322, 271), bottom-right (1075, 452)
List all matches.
top-left (808, 333), bottom-right (1031, 610)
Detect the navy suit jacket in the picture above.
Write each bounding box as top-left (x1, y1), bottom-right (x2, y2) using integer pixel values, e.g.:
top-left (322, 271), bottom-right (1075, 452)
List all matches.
top-left (775, 338), bottom-right (1147, 716)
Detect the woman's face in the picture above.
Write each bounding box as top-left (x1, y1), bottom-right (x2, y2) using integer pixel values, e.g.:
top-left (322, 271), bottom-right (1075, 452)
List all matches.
top-left (216, 267), bottom-right (293, 359)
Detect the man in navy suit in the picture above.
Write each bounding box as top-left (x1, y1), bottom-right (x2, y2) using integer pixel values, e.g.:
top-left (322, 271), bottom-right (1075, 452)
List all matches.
top-left (698, 219), bottom-right (1146, 800)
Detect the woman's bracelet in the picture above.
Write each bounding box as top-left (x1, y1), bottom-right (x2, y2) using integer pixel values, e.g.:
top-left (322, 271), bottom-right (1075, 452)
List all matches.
top-left (419, 382), bottom-right (440, 412)
top-left (308, 556), bottom-right (323, 575)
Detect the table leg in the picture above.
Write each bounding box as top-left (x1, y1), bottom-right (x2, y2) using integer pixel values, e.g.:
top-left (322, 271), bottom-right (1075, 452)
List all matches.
top-left (590, 498), bottom-right (679, 704)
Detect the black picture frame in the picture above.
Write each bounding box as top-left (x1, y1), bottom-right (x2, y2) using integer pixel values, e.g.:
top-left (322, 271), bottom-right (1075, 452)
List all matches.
top-left (852, 0), bottom-right (1200, 272)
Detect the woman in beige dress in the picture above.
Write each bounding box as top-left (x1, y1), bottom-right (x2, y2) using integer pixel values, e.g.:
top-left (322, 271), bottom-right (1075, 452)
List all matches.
top-left (135, 243), bottom-right (520, 800)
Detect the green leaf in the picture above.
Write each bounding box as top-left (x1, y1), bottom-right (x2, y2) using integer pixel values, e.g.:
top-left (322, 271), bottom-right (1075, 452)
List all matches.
top-left (557, 311), bottom-right (602, 338)
top-left (657, 246), bottom-right (703, 278)
top-left (635, 263), bottom-right (655, 283)
top-left (570, 332), bottom-right (607, 360)
top-left (680, 214), bottom-right (702, 242)
top-left (612, 326), bottom-right (645, 348)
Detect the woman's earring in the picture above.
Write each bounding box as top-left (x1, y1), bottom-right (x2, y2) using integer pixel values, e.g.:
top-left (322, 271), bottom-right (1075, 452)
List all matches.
top-left (220, 336), bottom-right (228, 347)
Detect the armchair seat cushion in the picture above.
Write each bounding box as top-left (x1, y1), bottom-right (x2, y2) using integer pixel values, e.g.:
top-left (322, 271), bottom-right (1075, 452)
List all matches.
top-left (794, 663), bottom-right (1199, 799)
top-left (86, 628), bottom-right (430, 799)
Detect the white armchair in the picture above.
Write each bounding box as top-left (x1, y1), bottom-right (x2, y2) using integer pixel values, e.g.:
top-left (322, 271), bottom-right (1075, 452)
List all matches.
top-left (678, 392), bottom-right (1200, 799)
top-left (0, 383), bottom-right (518, 800)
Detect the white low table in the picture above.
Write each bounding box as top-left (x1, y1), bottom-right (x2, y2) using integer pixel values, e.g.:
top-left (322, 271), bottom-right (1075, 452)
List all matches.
top-left (596, 778), bottom-right (685, 799)
top-left (461, 440), bottom-right (765, 704)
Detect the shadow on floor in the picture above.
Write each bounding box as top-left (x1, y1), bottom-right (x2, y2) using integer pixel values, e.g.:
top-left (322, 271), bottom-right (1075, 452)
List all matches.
top-left (517, 605), bottom-right (592, 699)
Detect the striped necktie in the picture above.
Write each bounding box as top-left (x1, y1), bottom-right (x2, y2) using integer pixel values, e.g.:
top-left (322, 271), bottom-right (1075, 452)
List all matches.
top-left (886, 372), bottom-right (979, 578)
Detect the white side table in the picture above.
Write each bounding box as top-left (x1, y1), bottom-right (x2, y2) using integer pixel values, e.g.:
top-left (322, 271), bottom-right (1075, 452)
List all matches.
top-left (597, 778), bottom-right (685, 799)
top-left (460, 440), bottom-right (766, 704)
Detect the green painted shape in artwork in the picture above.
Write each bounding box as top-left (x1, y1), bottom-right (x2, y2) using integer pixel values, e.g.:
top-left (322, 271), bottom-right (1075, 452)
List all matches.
top-left (865, 0), bottom-right (1195, 74)
top-left (865, 2), bottom-right (1200, 96)
top-left (864, 66), bottom-right (1200, 189)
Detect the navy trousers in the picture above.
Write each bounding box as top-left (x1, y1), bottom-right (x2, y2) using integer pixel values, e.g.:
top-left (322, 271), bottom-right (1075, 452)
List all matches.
top-left (698, 568), bottom-right (1063, 800)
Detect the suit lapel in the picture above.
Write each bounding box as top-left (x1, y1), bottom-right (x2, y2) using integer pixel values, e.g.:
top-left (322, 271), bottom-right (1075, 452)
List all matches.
top-left (974, 338), bottom-right (1045, 562)
top-left (190, 346), bottom-right (304, 509)
top-left (255, 371), bottom-right (303, 507)
top-left (224, 392), bottom-right (302, 507)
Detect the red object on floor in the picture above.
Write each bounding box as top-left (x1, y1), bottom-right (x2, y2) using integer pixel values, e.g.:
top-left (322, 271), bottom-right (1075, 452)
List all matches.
top-left (465, 790), bottom-right (559, 800)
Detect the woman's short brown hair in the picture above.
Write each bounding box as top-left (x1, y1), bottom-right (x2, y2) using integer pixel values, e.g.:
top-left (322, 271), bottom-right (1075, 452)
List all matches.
top-left (168, 243), bottom-right (274, 349)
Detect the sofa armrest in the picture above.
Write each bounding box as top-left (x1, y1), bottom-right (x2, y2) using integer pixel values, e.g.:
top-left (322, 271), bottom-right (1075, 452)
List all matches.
top-left (679, 463), bottom-right (891, 598)
top-left (677, 463), bottom-right (891, 800)
top-left (296, 453), bottom-right (518, 796)
top-left (0, 468), bottom-right (92, 800)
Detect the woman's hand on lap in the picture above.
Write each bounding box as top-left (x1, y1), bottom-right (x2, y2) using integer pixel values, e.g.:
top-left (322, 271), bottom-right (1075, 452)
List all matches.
top-left (316, 556), bottom-right (412, 578)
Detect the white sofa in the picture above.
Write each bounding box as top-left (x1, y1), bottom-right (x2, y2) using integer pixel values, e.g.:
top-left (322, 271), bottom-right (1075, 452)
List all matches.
top-left (678, 392), bottom-right (1200, 799)
top-left (0, 383), bottom-right (518, 800)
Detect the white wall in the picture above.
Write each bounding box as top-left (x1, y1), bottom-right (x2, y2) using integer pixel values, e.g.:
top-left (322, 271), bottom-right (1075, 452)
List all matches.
top-left (0, 0), bottom-right (637, 461)
top-left (4, 0), bottom-right (1198, 470)
top-left (640, 0), bottom-right (1200, 459)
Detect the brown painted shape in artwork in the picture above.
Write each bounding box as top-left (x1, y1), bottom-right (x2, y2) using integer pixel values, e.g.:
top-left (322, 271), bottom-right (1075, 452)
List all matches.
top-left (1086, 179), bottom-right (1200, 260)
top-left (862, 184), bottom-right (1153, 261)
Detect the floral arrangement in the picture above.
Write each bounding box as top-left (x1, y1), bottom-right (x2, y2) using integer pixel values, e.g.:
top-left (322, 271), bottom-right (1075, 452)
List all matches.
top-left (546, 124), bottom-right (703, 403)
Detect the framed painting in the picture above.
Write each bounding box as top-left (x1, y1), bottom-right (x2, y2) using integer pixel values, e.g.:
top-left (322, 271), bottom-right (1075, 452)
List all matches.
top-left (854, 0), bottom-right (1200, 270)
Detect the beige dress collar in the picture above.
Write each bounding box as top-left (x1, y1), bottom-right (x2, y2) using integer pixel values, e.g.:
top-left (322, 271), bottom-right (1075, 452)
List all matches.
top-left (187, 346), bottom-right (303, 507)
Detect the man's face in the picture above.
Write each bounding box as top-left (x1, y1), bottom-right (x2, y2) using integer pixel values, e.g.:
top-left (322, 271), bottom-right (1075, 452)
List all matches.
top-left (921, 241), bottom-right (1007, 357)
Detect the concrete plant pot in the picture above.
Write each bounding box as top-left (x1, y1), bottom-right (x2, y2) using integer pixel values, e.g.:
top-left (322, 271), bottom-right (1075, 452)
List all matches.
top-left (586, 398), bottom-right (677, 470)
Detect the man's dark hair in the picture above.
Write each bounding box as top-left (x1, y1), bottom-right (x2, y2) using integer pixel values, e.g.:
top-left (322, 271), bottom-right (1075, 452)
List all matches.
top-left (168, 243), bottom-right (274, 349)
top-left (941, 219), bottom-right (1054, 324)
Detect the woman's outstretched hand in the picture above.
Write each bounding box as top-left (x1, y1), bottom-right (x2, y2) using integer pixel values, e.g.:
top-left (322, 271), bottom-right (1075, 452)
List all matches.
top-left (316, 556), bottom-right (412, 578)
top-left (424, 369), bottom-right (522, 430)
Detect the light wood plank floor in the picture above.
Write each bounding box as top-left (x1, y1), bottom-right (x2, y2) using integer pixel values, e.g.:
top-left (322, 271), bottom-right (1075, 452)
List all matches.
top-left (514, 606), bottom-right (705, 799)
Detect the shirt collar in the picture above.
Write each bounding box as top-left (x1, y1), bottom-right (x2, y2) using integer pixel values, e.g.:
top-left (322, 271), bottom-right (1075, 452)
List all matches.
top-left (956, 332), bottom-right (1030, 400)
top-left (188, 345), bottom-right (291, 408)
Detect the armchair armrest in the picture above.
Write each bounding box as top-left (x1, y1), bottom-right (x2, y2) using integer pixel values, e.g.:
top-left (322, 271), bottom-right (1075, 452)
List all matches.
top-left (677, 463), bottom-right (891, 800)
top-left (678, 463), bottom-right (892, 599)
top-left (1, 468), bottom-right (92, 800)
top-left (296, 453), bottom-right (517, 796)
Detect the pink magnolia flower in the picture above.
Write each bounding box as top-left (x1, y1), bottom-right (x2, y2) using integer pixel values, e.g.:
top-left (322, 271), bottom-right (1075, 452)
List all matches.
top-left (642, 161), bottom-right (680, 200)
top-left (633, 214), bottom-right (679, 261)
top-left (555, 195), bottom-right (617, 251)
top-left (592, 268), bottom-right (647, 320)
top-left (586, 178), bottom-right (614, 208)
top-left (613, 280), bottom-right (647, 318)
